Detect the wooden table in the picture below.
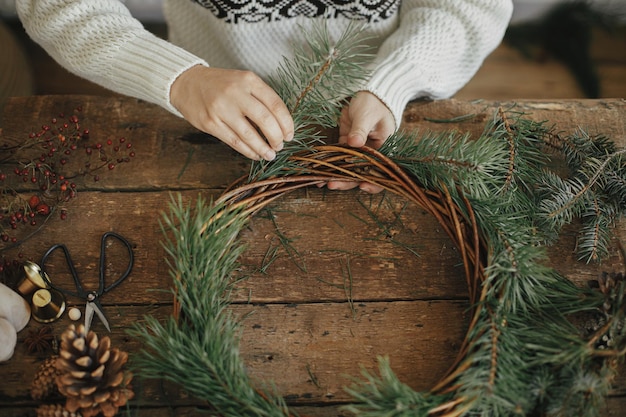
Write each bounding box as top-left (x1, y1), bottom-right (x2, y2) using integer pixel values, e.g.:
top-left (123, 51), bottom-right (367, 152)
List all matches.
top-left (0, 96), bottom-right (624, 416)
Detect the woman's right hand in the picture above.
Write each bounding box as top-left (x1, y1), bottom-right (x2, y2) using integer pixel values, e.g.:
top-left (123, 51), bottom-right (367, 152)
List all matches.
top-left (170, 65), bottom-right (294, 161)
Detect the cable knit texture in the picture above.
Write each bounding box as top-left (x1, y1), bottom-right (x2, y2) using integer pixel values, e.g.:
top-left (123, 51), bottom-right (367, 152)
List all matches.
top-left (16, 0), bottom-right (512, 127)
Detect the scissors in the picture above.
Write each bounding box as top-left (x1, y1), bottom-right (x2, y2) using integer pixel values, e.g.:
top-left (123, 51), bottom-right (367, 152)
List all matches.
top-left (40, 231), bottom-right (134, 333)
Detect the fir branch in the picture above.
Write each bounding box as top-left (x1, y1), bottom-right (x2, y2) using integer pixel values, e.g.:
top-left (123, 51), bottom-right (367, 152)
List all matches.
top-left (490, 108), bottom-right (552, 196)
top-left (578, 149), bottom-right (626, 189)
top-left (290, 48), bottom-right (333, 116)
top-left (488, 313), bottom-right (501, 392)
top-left (129, 23), bottom-right (626, 417)
top-left (343, 357), bottom-right (456, 417)
top-left (250, 23), bottom-right (373, 181)
top-left (604, 167), bottom-right (626, 207)
top-left (381, 129), bottom-right (511, 199)
top-left (539, 174), bottom-right (589, 230)
top-left (538, 148), bottom-right (626, 244)
top-left (577, 197), bottom-right (618, 263)
top-left (499, 107), bottom-right (517, 193)
top-left (269, 22), bottom-right (372, 128)
top-left (558, 129), bottom-right (617, 172)
top-left (129, 195), bottom-right (288, 417)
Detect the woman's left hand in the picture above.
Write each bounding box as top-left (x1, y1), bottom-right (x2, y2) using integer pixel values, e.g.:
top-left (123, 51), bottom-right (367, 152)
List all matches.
top-left (326, 91), bottom-right (395, 193)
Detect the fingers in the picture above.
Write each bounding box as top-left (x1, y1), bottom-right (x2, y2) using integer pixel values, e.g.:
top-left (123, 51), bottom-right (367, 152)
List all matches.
top-left (326, 179), bottom-right (383, 194)
top-left (338, 91), bottom-right (395, 149)
top-left (342, 126), bottom-right (369, 148)
top-left (222, 73), bottom-right (293, 161)
top-left (170, 66), bottom-right (294, 161)
top-left (215, 119), bottom-right (275, 161)
top-left (250, 89), bottom-right (294, 151)
top-left (359, 183), bottom-right (383, 194)
top-left (326, 180), bottom-right (359, 191)
top-left (327, 92), bottom-right (394, 193)
top-left (220, 107), bottom-right (283, 161)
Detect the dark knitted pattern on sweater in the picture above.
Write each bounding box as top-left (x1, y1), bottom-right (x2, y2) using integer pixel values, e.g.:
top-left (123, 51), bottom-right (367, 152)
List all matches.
top-left (192, 0), bottom-right (399, 23)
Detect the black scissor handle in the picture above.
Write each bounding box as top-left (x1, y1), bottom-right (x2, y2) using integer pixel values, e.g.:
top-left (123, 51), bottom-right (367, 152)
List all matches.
top-left (40, 243), bottom-right (85, 298)
top-left (99, 231), bottom-right (134, 294)
top-left (40, 232), bottom-right (134, 298)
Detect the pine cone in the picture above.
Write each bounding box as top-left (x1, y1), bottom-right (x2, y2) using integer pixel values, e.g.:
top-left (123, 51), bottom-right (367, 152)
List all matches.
top-left (56, 324), bottom-right (134, 417)
top-left (31, 355), bottom-right (61, 400)
top-left (36, 403), bottom-right (82, 417)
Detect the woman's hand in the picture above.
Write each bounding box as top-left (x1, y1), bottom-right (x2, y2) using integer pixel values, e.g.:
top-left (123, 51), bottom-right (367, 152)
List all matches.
top-left (327, 91), bottom-right (395, 193)
top-left (170, 65), bottom-right (294, 161)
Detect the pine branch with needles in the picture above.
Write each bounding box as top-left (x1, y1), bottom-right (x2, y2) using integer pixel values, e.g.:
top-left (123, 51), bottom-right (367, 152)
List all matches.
top-left (129, 23), bottom-right (626, 417)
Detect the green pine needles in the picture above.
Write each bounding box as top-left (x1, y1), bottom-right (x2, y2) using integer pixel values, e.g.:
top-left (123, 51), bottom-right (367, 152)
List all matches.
top-left (129, 24), bottom-right (626, 417)
top-left (538, 128), bottom-right (626, 262)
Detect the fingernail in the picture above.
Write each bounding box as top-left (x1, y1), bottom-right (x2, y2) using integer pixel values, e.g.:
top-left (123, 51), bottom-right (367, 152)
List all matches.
top-left (286, 133), bottom-right (294, 142)
top-left (264, 149), bottom-right (276, 161)
top-left (275, 142), bottom-right (284, 152)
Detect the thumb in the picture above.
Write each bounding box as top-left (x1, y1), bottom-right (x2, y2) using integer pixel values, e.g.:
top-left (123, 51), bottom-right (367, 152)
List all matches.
top-left (346, 126), bottom-right (369, 148)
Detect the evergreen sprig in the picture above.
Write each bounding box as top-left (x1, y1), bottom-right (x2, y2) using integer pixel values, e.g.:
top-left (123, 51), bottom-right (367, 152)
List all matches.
top-left (538, 129), bottom-right (626, 262)
top-left (128, 194), bottom-right (289, 417)
top-left (130, 24), bottom-right (626, 417)
top-left (250, 22), bottom-right (373, 181)
top-left (269, 22), bottom-right (372, 128)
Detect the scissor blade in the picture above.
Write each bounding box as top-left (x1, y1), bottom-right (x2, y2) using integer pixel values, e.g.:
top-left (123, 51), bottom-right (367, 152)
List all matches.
top-left (91, 301), bottom-right (111, 332)
top-left (84, 302), bottom-right (95, 333)
top-left (85, 301), bottom-right (111, 332)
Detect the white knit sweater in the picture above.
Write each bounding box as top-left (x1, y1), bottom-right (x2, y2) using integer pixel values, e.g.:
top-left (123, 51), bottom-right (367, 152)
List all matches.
top-left (16, 0), bottom-right (513, 128)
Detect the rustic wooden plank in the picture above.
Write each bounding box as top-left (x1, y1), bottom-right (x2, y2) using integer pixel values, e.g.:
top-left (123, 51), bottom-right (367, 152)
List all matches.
top-left (0, 95), bottom-right (250, 191)
top-left (401, 99), bottom-right (625, 141)
top-left (0, 189), bottom-right (468, 305)
top-left (1, 96), bottom-right (625, 416)
top-left (0, 187), bottom-right (619, 307)
top-left (2, 301), bottom-right (469, 402)
top-left (2, 97), bottom-right (624, 193)
top-left (4, 291), bottom-right (620, 407)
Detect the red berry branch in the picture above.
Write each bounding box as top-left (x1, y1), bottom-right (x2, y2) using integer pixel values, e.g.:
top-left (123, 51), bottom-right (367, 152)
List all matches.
top-left (0, 106), bottom-right (134, 249)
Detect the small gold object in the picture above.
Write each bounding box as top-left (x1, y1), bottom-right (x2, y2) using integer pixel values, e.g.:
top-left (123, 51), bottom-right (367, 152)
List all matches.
top-left (17, 261), bottom-right (50, 298)
top-left (31, 288), bottom-right (66, 323)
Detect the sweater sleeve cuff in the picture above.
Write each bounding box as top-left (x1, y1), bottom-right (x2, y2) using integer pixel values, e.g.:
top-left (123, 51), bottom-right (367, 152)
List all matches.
top-left (365, 60), bottom-right (428, 131)
top-left (108, 31), bottom-right (208, 118)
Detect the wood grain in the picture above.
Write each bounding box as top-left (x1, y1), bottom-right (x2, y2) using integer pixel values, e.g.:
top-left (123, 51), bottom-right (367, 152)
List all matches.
top-left (0, 96), bottom-right (624, 416)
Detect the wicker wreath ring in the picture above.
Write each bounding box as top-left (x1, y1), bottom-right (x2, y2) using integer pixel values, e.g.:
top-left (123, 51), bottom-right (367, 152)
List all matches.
top-left (208, 143), bottom-right (486, 415)
top-left (151, 124), bottom-right (625, 416)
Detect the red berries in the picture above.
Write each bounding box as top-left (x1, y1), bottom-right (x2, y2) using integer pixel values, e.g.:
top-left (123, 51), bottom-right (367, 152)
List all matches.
top-left (28, 195), bottom-right (40, 209)
top-left (35, 203), bottom-right (50, 216)
top-left (1, 106), bottom-right (134, 247)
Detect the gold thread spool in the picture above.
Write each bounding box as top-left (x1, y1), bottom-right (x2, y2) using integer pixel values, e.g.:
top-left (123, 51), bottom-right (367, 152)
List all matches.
top-left (31, 288), bottom-right (66, 323)
top-left (16, 261), bottom-right (49, 298)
